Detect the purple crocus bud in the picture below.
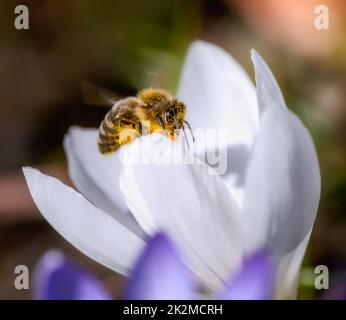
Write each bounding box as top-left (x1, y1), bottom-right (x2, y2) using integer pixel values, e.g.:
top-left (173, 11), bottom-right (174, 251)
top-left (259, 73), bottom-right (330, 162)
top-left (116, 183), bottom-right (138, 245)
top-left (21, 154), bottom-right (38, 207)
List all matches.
top-left (34, 250), bottom-right (111, 300)
top-left (217, 249), bottom-right (274, 300)
top-left (125, 232), bottom-right (194, 300)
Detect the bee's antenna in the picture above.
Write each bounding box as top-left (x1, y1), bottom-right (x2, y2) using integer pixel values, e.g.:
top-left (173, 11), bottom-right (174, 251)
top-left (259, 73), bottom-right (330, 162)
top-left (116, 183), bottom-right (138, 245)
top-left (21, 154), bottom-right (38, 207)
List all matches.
top-left (181, 124), bottom-right (190, 149)
top-left (183, 120), bottom-right (195, 143)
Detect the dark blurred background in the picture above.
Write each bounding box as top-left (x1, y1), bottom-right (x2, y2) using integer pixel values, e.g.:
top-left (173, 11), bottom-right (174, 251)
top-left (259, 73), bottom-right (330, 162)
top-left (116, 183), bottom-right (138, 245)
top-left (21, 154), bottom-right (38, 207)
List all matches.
top-left (0, 0), bottom-right (345, 299)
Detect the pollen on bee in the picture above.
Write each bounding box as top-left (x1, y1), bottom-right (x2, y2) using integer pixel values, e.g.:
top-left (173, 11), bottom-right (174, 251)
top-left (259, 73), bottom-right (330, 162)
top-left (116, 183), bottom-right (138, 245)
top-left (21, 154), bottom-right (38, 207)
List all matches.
top-left (119, 128), bottom-right (139, 144)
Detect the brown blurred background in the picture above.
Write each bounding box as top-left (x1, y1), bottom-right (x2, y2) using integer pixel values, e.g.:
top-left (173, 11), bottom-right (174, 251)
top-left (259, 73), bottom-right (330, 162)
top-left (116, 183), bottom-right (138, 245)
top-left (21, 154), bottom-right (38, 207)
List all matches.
top-left (0, 0), bottom-right (345, 299)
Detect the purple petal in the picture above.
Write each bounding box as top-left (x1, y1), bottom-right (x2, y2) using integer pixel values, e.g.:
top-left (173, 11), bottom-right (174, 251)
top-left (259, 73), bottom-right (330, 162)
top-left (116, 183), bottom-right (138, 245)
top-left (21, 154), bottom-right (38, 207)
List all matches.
top-left (34, 250), bottom-right (111, 300)
top-left (217, 249), bottom-right (274, 300)
top-left (125, 232), bottom-right (194, 300)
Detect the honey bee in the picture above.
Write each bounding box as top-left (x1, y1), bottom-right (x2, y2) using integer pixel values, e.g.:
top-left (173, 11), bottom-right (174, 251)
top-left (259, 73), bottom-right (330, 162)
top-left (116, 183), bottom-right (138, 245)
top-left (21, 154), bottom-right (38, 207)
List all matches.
top-left (98, 88), bottom-right (194, 154)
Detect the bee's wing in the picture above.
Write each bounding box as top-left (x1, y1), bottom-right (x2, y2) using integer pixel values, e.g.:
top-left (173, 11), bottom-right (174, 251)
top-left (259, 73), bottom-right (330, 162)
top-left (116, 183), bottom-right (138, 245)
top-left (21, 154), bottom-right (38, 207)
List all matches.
top-left (143, 71), bottom-right (163, 89)
top-left (81, 82), bottom-right (123, 107)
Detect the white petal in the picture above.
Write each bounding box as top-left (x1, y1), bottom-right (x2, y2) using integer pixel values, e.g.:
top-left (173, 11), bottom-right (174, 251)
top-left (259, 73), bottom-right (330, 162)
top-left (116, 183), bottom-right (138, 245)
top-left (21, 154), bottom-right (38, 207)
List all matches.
top-left (274, 229), bottom-right (312, 299)
top-left (64, 127), bottom-right (143, 236)
top-left (243, 53), bottom-right (320, 297)
top-left (177, 40), bottom-right (259, 139)
top-left (23, 167), bottom-right (145, 275)
top-left (251, 49), bottom-right (287, 112)
top-left (177, 40), bottom-right (259, 207)
top-left (243, 107), bottom-right (320, 256)
top-left (119, 135), bottom-right (243, 290)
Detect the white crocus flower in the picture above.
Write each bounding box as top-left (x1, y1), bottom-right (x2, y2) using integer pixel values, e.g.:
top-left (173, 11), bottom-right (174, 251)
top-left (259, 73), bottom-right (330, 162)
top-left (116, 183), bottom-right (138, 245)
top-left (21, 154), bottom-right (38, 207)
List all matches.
top-left (23, 41), bottom-right (320, 299)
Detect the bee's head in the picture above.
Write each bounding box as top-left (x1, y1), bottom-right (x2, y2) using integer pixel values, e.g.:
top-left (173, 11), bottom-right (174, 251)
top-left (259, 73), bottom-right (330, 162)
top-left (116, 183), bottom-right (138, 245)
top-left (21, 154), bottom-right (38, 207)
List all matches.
top-left (162, 99), bottom-right (194, 146)
top-left (162, 99), bottom-right (186, 128)
top-left (138, 88), bottom-right (186, 129)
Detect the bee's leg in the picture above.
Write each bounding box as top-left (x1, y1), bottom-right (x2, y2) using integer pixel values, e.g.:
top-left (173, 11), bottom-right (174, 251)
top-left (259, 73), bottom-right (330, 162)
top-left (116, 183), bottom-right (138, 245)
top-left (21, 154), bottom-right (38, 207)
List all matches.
top-left (181, 124), bottom-right (190, 149)
top-left (156, 115), bottom-right (165, 129)
top-left (183, 120), bottom-right (195, 142)
top-left (156, 115), bottom-right (170, 138)
top-left (137, 122), bottom-right (144, 136)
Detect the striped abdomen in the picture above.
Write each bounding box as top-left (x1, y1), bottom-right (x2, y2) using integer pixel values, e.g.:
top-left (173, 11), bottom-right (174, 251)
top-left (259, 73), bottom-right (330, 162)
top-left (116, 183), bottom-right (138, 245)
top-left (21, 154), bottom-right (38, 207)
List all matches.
top-left (98, 98), bottom-right (143, 154)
